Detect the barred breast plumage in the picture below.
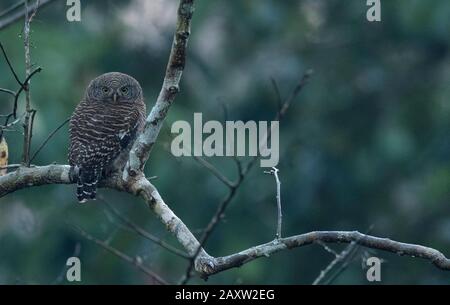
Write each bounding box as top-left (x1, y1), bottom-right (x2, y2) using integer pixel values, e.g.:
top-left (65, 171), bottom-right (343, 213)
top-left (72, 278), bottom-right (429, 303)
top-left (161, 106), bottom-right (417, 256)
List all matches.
top-left (69, 72), bottom-right (146, 203)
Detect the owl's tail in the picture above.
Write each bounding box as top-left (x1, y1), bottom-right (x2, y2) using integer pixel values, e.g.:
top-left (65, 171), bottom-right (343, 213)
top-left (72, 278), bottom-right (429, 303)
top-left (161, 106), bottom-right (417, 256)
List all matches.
top-left (76, 168), bottom-right (100, 203)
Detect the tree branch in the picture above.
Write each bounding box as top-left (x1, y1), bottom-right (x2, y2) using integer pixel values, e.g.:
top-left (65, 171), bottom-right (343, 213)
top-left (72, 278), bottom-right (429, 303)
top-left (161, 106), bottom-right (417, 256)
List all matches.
top-left (71, 224), bottom-right (168, 285)
top-left (264, 167), bottom-right (282, 239)
top-left (103, 200), bottom-right (190, 259)
top-left (198, 231), bottom-right (450, 276)
top-left (0, 0), bottom-right (56, 31)
top-left (124, 0), bottom-right (195, 179)
top-left (0, 165), bottom-right (71, 197)
top-left (30, 117), bottom-right (70, 163)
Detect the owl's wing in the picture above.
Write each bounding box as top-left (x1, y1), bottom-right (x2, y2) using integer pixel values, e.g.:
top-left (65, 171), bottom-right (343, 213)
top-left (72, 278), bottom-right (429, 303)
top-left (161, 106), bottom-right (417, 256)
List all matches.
top-left (117, 119), bottom-right (141, 149)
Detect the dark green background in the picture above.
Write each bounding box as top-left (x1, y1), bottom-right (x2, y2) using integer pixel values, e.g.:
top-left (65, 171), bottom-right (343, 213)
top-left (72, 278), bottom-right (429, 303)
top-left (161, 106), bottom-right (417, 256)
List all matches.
top-left (0, 0), bottom-right (449, 284)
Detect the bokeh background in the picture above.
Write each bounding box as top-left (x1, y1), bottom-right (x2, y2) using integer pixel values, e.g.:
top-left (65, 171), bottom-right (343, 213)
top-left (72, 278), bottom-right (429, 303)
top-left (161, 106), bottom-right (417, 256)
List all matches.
top-left (0, 0), bottom-right (449, 284)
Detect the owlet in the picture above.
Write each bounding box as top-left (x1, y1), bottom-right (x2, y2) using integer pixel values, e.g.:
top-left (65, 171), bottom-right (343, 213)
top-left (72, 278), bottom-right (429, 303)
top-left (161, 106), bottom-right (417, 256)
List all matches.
top-left (68, 72), bottom-right (146, 203)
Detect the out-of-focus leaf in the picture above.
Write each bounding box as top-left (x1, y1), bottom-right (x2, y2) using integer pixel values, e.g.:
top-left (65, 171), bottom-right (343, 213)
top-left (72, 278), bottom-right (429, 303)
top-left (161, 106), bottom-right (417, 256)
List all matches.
top-left (0, 135), bottom-right (8, 176)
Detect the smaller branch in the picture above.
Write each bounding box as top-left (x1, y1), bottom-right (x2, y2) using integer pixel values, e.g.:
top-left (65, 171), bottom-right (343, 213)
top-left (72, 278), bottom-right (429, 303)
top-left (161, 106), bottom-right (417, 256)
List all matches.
top-left (52, 242), bottom-right (81, 285)
top-left (103, 200), bottom-right (190, 259)
top-left (322, 242), bottom-right (360, 285)
top-left (29, 0), bottom-right (41, 23)
top-left (0, 88), bottom-right (16, 96)
top-left (1, 64), bottom-right (41, 135)
top-left (232, 156), bottom-right (244, 183)
top-left (1, 115), bottom-right (23, 131)
top-left (321, 226), bottom-right (374, 285)
top-left (243, 70), bottom-right (313, 176)
top-left (277, 69), bottom-right (313, 119)
top-left (22, 0), bottom-right (34, 166)
top-left (0, 164), bottom-right (22, 170)
top-left (0, 42), bottom-right (24, 87)
top-left (270, 77), bottom-right (283, 112)
top-left (30, 117), bottom-right (70, 163)
top-left (264, 167), bottom-right (282, 239)
top-left (315, 241), bottom-right (339, 257)
top-left (21, 66), bottom-right (42, 85)
top-left (179, 188), bottom-right (237, 284)
top-left (220, 101), bottom-right (229, 122)
top-left (0, 0), bottom-right (55, 31)
top-left (0, 1), bottom-right (26, 18)
top-left (312, 241), bottom-right (357, 285)
top-left (9, 66), bottom-right (42, 120)
top-left (71, 223), bottom-right (168, 285)
top-left (180, 73), bottom-right (312, 283)
top-left (193, 155), bottom-right (234, 188)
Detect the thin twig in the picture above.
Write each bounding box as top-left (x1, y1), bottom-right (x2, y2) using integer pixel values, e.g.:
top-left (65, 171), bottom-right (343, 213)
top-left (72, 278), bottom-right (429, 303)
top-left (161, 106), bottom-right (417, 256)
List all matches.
top-left (71, 223), bottom-right (168, 285)
top-left (52, 242), bottom-right (81, 285)
top-left (193, 155), bottom-right (234, 188)
top-left (0, 0), bottom-right (56, 31)
top-left (313, 226), bottom-right (374, 285)
top-left (30, 117), bottom-right (70, 162)
top-left (264, 167), bottom-right (282, 239)
top-left (0, 49), bottom-right (39, 138)
top-left (102, 200), bottom-right (190, 259)
top-left (315, 240), bottom-right (339, 257)
top-left (179, 187), bottom-right (238, 284)
top-left (322, 226), bottom-right (374, 285)
top-left (278, 69), bottom-right (313, 119)
top-left (0, 88), bottom-right (16, 96)
top-left (0, 42), bottom-right (24, 87)
top-left (11, 67), bottom-right (41, 121)
top-left (0, 1), bottom-right (26, 19)
top-left (323, 242), bottom-right (361, 285)
top-left (180, 72), bottom-right (312, 284)
top-left (270, 77), bottom-right (283, 112)
top-left (312, 241), bottom-right (357, 285)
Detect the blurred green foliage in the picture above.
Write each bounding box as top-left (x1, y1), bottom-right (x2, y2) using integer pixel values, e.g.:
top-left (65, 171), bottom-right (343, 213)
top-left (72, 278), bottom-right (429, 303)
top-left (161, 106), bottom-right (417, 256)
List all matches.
top-left (0, 0), bottom-right (449, 284)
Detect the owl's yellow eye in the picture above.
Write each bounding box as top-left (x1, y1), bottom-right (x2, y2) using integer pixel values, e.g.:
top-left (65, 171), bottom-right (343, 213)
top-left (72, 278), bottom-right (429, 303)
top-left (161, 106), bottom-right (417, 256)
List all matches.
top-left (120, 86), bottom-right (129, 94)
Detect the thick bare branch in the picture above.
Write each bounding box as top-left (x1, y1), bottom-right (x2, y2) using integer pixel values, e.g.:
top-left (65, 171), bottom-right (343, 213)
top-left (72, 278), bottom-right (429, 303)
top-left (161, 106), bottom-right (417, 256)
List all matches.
top-left (124, 0), bottom-right (195, 179)
top-left (0, 165), bottom-right (71, 197)
top-left (199, 231), bottom-right (450, 276)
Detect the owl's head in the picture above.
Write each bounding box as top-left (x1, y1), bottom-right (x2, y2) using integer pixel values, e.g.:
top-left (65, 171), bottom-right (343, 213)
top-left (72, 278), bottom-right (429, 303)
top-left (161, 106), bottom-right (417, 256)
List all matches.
top-left (85, 72), bottom-right (143, 103)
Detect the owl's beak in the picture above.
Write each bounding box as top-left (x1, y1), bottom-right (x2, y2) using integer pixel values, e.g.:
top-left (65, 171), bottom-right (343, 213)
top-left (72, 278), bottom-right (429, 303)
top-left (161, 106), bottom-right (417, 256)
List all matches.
top-left (113, 92), bottom-right (118, 103)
